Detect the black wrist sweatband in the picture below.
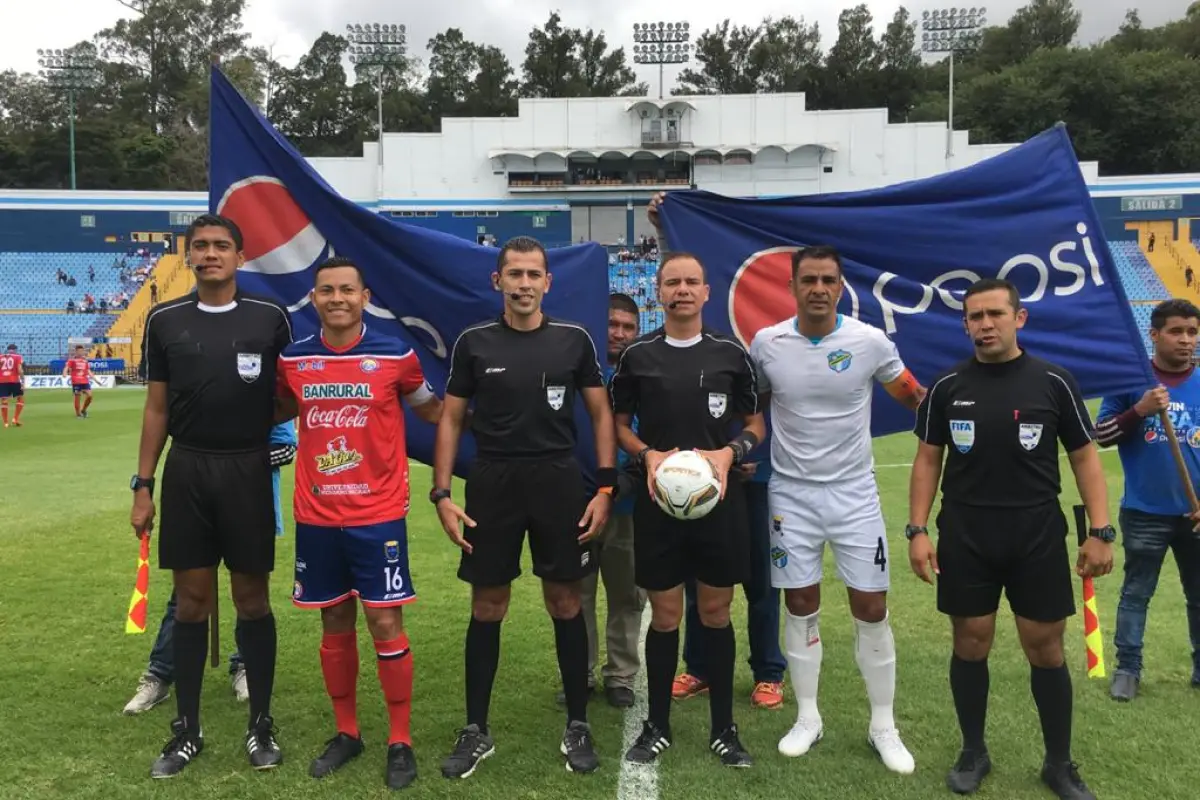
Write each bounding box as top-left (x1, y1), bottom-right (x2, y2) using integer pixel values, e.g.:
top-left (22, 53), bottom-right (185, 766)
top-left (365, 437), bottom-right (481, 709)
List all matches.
top-left (596, 467), bottom-right (619, 489)
top-left (727, 430), bottom-right (760, 464)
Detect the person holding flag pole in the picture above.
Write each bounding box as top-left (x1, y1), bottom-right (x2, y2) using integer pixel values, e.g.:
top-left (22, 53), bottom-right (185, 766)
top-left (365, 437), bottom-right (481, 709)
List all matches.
top-left (1094, 297), bottom-right (1200, 702)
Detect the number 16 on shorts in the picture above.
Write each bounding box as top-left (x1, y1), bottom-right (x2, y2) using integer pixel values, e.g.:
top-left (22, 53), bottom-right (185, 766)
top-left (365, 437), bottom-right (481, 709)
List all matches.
top-left (293, 519), bottom-right (418, 608)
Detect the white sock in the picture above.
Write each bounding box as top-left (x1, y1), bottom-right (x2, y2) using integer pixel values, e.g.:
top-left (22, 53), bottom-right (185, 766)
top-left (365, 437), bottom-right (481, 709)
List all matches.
top-left (854, 612), bottom-right (897, 732)
top-left (784, 609), bottom-right (822, 721)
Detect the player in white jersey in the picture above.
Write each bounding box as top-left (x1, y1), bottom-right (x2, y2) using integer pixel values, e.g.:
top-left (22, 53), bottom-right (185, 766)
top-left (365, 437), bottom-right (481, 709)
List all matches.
top-left (748, 245), bottom-right (926, 775)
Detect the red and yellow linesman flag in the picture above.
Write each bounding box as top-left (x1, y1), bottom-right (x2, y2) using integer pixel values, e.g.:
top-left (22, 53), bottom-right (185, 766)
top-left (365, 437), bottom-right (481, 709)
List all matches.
top-left (125, 535), bottom-right (151, 634)
top-left (1081, 576), bottom-right (1105, 678)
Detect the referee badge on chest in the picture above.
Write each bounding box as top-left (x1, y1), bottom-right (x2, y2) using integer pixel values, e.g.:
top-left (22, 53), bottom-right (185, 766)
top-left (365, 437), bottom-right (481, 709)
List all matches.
top-left (1018, 423), bottom-right (1043, 451)
top-left (949, 419), bottom-right (975, 453)
top-left (236, 352), bottom-right (262, 383)
top-left (546, 385), bottom-right (565, 410)
top-left (708, 392), bottom-right (727, 418)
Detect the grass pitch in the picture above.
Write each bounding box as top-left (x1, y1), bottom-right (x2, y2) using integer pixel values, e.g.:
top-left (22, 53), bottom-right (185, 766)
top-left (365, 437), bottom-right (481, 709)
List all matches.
top-left (0, 390), bottom-right (1194, 799)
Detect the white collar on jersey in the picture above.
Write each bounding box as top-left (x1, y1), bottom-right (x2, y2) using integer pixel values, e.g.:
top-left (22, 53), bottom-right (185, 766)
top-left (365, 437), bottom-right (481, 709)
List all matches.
top-left (665, 333), bottom-right (702, 348)
top-left (197, 300), bottom-right (237, 314)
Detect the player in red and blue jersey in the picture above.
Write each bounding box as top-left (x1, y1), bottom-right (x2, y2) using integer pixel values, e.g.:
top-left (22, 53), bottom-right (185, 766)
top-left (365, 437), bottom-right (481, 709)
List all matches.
top-left (276, 257), bottom-right (442, 791)
top-left (63, 345), bottom-right (93, 417)
top-left (0, 344), bottom-right (25, 427)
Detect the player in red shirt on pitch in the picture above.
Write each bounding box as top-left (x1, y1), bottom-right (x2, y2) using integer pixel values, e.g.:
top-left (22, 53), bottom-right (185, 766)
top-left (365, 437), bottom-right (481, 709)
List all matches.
top-left (63, 345), bottom-right (93, 417)
top-left (0, 344), bottom-right (25, 427)
top-left (276, 256), bottom-right (443, 791)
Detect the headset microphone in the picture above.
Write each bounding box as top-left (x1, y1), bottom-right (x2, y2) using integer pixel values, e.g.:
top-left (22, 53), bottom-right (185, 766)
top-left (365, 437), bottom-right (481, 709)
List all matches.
top-left (974, 338), bottom-right (988, 347)
top-left (509, 293), bottom-right (525, 301)
top-left (667, 301), bottom-right (680, 310)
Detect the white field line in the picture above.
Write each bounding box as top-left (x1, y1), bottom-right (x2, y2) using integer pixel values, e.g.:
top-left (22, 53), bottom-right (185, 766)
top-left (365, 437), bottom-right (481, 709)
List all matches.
top-left (616, 606), bottom-right (657, 800)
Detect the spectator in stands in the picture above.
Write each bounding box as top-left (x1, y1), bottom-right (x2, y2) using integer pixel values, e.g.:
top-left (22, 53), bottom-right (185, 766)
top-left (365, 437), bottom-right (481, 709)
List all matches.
top-left (66, 299), bottom-right (76, 314)
top-left (150, 281), bottom-right (158, 304)
top-left (1187, 267), bottom-right (1194, 289)
top-left (88, 265), bottom-right (95, 282)
top-left (1149, 233), bottom-right (1157, 253)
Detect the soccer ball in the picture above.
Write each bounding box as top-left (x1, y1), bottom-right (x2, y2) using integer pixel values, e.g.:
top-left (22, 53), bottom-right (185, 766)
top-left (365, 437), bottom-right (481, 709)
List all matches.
top-left (652, 450), bottom-right (723, 521)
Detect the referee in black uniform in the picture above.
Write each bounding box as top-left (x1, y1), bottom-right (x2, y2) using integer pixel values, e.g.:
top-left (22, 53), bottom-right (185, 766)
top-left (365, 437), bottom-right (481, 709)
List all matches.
top-left (907, 278), bottom-right (1114, 800)
top-left (432, 236), bottom-right (618, 778)
top-left (609, 250), bottom-right (765, 768)
top-left (130, 214), bottom-right (293, 779)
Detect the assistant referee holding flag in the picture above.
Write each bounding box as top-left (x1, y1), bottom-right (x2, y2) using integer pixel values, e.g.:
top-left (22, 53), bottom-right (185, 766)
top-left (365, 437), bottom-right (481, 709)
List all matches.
top-left (610, 250), bottom-right (766, 768)
top-left (433, 236), bottom-right (618, 778)
top-left (131, 214), bottom-right (293, 778)
top-left (907, 278), bottom-right (1113, 799)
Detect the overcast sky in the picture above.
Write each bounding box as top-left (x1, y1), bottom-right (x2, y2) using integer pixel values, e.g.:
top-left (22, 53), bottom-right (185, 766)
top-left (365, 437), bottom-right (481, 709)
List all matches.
top-left (0, 0), bottom-right (1191, 88)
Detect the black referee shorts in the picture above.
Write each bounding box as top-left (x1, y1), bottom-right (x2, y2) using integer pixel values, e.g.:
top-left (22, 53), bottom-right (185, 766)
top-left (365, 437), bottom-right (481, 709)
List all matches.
top-left (458, 456), bottom-right (593, 587)
top-left (633, 475), bottom-right (749, 592)
top-left (935, 500), bottom-right (1075, 622)
top-left (158, 444), bottom-right (276, 574)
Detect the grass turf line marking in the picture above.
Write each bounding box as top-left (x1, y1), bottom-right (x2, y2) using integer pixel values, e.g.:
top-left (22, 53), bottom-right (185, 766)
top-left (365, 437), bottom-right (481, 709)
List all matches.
top-left (617, 606), bottom-right (657, 800)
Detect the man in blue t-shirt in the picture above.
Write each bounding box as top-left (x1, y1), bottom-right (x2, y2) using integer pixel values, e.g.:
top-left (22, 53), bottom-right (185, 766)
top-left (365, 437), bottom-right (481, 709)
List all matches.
top-left (1096, 298), bottom-right (1200, 701)
top-left (567, 293), bottom-right (646, 708)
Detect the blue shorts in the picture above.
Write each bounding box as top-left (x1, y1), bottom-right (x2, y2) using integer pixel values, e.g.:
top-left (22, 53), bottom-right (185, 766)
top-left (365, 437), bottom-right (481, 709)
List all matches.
top-left (293, 518), bottom-right (416, 608)
top-left (0, 384), bottom-right (22, 398)
top-left (72, 383), bottom-right (91, 393)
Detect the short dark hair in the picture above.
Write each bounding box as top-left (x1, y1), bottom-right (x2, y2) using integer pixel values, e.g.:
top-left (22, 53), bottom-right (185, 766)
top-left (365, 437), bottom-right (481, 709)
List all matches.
top-left (791, 245), bottom-right (843, 279)
top-left (314, 256), bottom-right (365, 288)
top-left (185, 214), bottom-right (244, 252)
top-left (5, 344), bottom-right (15, 351)
top-left (656, 251), bottom-right (707, 286)
top-left (74, 344), bottom-right (84, 351)
top-left (1151, 298), bottom-right (1200, 330)
top-left (963, 278), bottom-right (1021, 314)
top-left (609, 293), bottom-right (639, 317)
top-left (497, 236), bottom-right (548, 272)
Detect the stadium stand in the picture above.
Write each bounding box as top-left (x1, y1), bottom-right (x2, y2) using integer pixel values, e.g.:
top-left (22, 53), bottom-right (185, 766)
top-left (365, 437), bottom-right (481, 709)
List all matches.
top-left (104, 252), bottom-right (193, 371)
top-left (0, 312), bottom-right (120, 365)
top-left (1108, 239), bottom-right (1171, 301)
top-left (608, 253), bottom-right (665, 332)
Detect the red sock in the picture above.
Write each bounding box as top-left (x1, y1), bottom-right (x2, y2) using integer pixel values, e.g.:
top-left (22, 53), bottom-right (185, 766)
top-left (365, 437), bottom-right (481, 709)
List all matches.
top-left (1, 403), bottom-right (7, 424)
top-left (13, 399), bottom-right (21, 422)
top-left (82, 395), bottom-right (92, 412)
top-left (375, 633), bottom-right (413, 746)
top-left (73, 395), bottom-right (80, 414)
top-left (320, 631), bottom-right (359, 738)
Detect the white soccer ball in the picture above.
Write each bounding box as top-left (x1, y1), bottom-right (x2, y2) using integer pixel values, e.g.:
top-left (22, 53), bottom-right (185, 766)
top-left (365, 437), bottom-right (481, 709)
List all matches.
top-left (652, 450), bottom-right (723, 521)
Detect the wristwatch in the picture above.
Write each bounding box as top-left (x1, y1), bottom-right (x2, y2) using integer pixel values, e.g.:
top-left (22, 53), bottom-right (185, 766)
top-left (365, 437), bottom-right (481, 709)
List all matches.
top-left (429, 487), bottom-right (452, 505)
top-left (1088, 525), bottom-right (1117, 543)
top-left (130, 475), bottom-right (155, 494)
top-left (904, 524), bottom-right (928, 541)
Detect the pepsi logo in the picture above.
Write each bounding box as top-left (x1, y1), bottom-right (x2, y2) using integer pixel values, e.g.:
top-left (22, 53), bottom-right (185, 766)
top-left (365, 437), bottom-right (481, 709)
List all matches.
top-left (727, 246), bottom-right (860, 348)
top-left (215, 176), bottom-right (328, 276)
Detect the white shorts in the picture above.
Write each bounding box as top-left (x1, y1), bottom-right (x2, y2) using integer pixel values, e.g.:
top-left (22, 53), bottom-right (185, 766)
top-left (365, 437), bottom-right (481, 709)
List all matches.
top-left (767, 473), bottom-right (890, 592)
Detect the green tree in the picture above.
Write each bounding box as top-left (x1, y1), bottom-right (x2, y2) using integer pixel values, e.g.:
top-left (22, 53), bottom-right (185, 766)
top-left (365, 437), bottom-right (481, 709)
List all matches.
top-left (521, 12), bottom-right (644, 97)
top-left (675, 19), bottom-right (764, 94)
top-left (819, 4), bottom-right (881, 109)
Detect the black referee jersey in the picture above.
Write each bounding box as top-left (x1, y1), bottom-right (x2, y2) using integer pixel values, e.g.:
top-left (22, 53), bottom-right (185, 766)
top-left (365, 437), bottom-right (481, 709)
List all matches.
top-left (914, 351), bottom-right (1094, 508)
top-left (445, 313), bottom-right (604, 459)
top-left (143, 289), bottom-right (293, 452)
top-left (609, 327), bottom-right (759, 455)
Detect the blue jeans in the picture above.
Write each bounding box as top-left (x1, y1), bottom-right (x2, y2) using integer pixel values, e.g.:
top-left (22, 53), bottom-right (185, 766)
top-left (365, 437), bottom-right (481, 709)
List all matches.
top-left (1114, 508), bottom-right (1200, 679)
top-left (147, 589), bottom-right (242, 683)
top-left (683, 480), bottom-right (786, 683)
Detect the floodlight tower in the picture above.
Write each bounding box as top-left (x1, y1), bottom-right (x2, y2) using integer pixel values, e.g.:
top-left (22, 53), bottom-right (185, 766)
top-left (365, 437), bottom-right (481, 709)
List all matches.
top-left (920, 7), bottom-right (986, 158)
top-left (38, 45), bottom-right (101, 190)
top-left (633, 22), bottom-right (691, 100)
top-left (346, 22), bottom-right (407, 198)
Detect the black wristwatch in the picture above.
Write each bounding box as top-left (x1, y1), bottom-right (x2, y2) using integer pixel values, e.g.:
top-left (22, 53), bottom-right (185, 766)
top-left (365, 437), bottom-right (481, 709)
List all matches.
top-left (636, 446), bottom-right (652, 465)
top-left (904, 524), bottom-right (928, 541)
top-left (130, 475), bottom-right (155, 494)
top-left (1088, 525), bottom-right (1117, 543)
top-left (429, 487), bottom-right (452, 505)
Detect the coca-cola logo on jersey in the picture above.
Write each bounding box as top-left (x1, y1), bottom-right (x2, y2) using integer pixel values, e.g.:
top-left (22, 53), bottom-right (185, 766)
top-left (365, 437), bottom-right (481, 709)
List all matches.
top-left (307, 405), bottom-right (370, 429)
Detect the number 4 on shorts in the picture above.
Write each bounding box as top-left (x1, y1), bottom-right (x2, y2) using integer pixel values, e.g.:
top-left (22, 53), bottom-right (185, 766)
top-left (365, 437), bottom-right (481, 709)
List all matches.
top-left (874, 537), bottom-right (887, 572)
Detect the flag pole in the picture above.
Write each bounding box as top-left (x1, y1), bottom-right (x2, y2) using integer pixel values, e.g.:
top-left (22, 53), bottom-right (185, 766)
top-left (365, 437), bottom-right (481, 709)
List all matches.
top-left (1073, 504), bottom-right (1105, 679)
top-left (1158, 410), bottom-right (1200, 513)
top-left (208, 51), bottom-right (221, 670)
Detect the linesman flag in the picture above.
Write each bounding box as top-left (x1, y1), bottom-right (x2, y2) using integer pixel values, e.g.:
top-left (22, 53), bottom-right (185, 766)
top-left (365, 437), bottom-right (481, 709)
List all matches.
top-left (125, 535), bottom-right (150, 634)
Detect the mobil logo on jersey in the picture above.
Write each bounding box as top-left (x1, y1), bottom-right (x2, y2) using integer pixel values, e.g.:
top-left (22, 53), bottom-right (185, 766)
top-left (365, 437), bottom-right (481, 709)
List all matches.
top-left (215, 176), bottom-right (331, 313)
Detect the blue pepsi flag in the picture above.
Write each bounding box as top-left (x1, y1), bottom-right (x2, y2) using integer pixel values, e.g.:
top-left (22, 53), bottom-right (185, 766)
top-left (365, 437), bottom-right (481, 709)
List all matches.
top-left (208, 67), bottom-right (609, 479)
top-left (659, 124), bottom-right (1155, 437)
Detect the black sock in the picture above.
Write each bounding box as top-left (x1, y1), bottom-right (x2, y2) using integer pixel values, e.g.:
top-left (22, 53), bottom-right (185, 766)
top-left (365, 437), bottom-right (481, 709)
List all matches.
top-left (645, 627), bottom-right (679, 735)
top-left (1030, 663), bottom-right (1073, 764)
top-left (701, 623), bottom-right (735, 740)
top-left (237, 613), bottom-right (277, 725)
top-left (553, 612), bottom-right (590, 724)
top-left (173, 619), bottom-right (208, 732)
top-left (950, 654), bottom-right (989, 752)
top-left (465, 617), bottom-right (502, 731)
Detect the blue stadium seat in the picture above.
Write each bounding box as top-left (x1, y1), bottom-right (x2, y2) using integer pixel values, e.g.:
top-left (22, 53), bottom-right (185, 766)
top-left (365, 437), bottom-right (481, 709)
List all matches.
top-left (0, 313), bottom-right (120, 366)
top-left (609, 259), bottom-right (665, 332)
top-left (0, 251), bottom-right (148, 310)
top-left (1107, 240), bottom-right (1169, 302)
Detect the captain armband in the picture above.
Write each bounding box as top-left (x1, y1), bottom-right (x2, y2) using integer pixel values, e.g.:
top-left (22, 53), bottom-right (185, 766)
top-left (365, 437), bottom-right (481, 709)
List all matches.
top-left (726, 430), bottom-right (760, 465)
top-left (884, 369), bottom-right (923, 401)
